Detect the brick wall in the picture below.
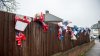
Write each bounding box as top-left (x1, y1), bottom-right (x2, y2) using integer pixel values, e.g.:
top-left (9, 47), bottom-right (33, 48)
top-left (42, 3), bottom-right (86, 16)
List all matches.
top-left (98, 21), bottom-right (100, 35)
top-left (51, 40), bottom-right (95, 56)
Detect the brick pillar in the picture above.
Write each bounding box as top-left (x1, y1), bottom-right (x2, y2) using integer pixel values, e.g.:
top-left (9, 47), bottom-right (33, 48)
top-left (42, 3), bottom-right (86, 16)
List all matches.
top-left (98, 29), bottom-right (100, 35)
top-left (98, 21), bottom-right (100, 35)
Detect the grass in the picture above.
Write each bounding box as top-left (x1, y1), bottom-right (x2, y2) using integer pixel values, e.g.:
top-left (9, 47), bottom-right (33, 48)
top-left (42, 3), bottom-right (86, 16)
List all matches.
top-left (79, 53), bottom-right (85, 56)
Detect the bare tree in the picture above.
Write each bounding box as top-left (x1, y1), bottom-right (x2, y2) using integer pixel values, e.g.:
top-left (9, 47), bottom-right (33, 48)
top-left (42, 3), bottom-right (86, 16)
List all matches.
top-left (0, 0), bottom-right (18, 12)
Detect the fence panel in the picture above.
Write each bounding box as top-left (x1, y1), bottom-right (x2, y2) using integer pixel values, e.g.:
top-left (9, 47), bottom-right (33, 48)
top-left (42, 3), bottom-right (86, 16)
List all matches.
top-left (0, 11), bottom-right (90, 56)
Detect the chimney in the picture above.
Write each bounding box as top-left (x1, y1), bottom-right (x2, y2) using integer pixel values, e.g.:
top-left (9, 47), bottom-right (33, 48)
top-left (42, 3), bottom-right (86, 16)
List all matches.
top-left (46, 10), bottom-right (49, 14)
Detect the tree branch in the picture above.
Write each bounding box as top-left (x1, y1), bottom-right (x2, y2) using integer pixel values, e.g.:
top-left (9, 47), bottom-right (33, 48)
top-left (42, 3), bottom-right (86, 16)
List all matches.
top-left (0, 0), bottom-right (17, 12)
top-left (1, 0), bottom-right (11, 11)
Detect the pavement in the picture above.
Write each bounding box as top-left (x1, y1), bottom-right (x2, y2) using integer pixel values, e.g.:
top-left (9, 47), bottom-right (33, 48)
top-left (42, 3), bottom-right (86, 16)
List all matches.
top-left (85, 39), bottom-right (100, 56)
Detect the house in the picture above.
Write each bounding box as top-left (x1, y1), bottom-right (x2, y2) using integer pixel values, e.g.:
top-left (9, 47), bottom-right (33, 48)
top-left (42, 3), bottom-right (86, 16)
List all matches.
top-left (91, 20), bottom-right (100, 36)
top-left (44, 11), bottom-right (63, 24)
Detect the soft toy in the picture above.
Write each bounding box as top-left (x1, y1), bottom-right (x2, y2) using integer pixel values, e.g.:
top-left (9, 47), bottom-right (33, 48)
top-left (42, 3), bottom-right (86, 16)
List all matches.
top-left (67, 24), bottom-right (77, 40)
top-left (72, 25), bottom-right (80, 38)
top-left (71, 32), bottom-right (77, 40)
top-left (58, 27), bottom-right (64, 40)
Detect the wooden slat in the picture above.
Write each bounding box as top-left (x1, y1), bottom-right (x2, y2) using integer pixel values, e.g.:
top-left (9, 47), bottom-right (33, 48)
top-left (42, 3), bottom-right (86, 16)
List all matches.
top-left (0, 11), bottom-right (4, 56)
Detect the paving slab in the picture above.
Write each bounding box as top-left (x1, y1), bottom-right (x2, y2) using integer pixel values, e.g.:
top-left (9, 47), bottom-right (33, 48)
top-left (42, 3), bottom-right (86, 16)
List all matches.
top-left (85, 39), bottom-right (100, 56)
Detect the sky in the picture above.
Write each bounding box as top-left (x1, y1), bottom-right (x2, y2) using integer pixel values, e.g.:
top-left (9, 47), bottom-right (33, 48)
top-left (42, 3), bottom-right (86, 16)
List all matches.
top-left (15, 0), bottom-right (100, 27)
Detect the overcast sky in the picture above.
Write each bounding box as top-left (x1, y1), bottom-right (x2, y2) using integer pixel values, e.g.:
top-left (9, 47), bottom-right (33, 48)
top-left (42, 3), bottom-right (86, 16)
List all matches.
top-left (15, 0), bottom-right (100, 27)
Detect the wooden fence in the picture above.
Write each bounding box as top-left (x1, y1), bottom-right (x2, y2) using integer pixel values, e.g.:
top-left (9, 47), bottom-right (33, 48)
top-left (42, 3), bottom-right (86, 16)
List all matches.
top-left (0, 11), bottom-right (90, 56)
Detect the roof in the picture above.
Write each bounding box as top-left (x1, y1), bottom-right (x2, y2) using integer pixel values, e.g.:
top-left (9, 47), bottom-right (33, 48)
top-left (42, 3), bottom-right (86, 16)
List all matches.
top-left (44, 13), bottom-right (63, 22)
top-left (91, 23), bottom-right (100, 29)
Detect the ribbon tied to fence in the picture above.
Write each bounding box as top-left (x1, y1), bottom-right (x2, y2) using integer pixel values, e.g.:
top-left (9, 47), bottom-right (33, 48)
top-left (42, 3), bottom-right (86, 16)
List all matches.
top-left (16, 32), bottom-right (26, 46)
top-left (34, 12), bottom-right (48, 32)
top-left (15, 15), bottom-right (31, 47)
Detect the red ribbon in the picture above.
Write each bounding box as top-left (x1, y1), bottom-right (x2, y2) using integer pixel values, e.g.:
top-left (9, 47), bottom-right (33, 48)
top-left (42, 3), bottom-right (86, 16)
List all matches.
top-left (15, 16), bottom-right (30, 24)
top-left (16, 32), bottom-right (26, 46)
top-left (34, 12), bottom-right (48, 32)
top-left (34, 17), bottom-right (44, 22)
top-left (42, 23), bottom-right (48, 32)
top-left (34, 18), bottom-right (43, 22)
top-left (33, 12), bottom-right (44, 22)
top-left (16, 35), bottom-right (22, 46)
top-left (58, 28), bottom-right (61, 39)
top-left (58, 31), bottom-right (61, 40)
top-left (40, 12), bottom-right (44, 22)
